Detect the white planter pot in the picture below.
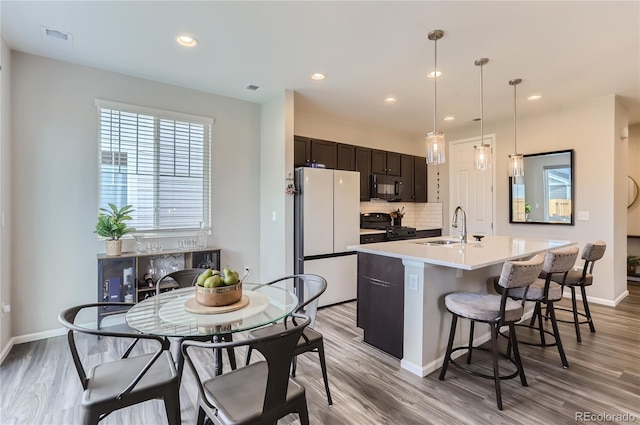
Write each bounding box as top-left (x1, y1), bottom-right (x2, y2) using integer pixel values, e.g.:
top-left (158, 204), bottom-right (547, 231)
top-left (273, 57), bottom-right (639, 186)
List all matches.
top-left (105, 239), bottom-right (123, 256)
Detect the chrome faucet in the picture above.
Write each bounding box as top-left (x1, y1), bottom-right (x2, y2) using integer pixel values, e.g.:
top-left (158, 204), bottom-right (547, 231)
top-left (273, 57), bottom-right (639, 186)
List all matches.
top-left (452, 206), bottom-right (467, 243)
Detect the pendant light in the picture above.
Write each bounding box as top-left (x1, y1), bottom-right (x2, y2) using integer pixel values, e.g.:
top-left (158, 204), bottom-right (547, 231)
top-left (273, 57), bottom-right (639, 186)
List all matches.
top-left (508, 78), bottom-right (524, 177)
top-left (426, 29), bottom-right (445, 165)
top-left (473, 58), bottom-right (490, 171)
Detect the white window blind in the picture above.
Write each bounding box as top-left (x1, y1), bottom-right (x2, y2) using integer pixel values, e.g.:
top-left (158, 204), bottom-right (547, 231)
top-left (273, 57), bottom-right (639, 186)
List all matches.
top-left (96, 99), bottom-right (212, 233)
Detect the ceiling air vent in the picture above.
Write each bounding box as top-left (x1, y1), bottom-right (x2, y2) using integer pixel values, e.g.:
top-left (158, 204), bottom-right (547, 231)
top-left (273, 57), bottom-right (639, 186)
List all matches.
top-left (40, 26), bottom-right (73, 48)
top-left (245, 84), bottom-right (260, 91)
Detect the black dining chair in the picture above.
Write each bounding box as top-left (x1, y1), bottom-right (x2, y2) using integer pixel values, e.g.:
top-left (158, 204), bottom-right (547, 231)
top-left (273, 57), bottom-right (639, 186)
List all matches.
top-left (156, 268), bottom-right (237, 375)
top-left (244, 274), bottom-right (333, 405)
top-left (58, 302), bottom-right (181, 425)
top-left (182, 313), bottom-right (312, 425)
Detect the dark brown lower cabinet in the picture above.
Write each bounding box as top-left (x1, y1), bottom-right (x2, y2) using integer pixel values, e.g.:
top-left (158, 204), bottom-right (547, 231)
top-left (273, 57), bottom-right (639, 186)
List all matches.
top-left (357, 252), bottom-right (404, 359)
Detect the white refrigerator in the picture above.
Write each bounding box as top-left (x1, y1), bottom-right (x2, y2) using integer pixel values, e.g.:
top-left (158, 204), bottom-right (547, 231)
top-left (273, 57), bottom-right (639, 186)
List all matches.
top-left (294, 167), bottom-right (360, 307)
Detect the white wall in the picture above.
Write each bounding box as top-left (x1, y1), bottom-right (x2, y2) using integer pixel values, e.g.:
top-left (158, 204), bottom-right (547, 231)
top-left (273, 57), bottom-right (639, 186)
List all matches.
top-left (0, 37), bottom-right (12, 352)
top-left (446, 95), bottom-right (628, 304)
top-left (10, 52), bottom-right (262, 337)
top-left (259, 90), bottom-right (295, 281)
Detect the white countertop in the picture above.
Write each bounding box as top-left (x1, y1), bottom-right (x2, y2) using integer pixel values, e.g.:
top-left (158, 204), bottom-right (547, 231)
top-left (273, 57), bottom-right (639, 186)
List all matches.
top-left (348, 235), bottom-right (574, 270)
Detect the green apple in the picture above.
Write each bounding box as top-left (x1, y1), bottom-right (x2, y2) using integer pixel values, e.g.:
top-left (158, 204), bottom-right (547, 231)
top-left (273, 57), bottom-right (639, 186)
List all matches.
top-left (196, 269), bottom-right (213, 286)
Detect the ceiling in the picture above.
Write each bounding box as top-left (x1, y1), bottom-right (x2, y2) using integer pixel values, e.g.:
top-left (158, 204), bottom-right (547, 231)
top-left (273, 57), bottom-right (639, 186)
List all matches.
top-left (2, 1), bottom-right (639, 138)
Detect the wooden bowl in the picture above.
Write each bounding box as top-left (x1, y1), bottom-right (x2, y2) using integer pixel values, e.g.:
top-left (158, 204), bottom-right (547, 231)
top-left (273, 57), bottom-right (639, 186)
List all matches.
top-left (195, 282), bottom-right (242, 307)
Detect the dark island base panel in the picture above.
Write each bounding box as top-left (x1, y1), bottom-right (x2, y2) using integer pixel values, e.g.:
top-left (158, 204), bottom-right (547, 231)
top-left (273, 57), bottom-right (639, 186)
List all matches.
top-left (357, 252), bottom-right (405, 359)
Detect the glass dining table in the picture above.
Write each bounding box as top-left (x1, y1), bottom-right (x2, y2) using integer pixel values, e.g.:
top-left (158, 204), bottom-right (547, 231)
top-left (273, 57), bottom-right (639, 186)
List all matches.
top-left (126, 282), bottom-right (298, 375)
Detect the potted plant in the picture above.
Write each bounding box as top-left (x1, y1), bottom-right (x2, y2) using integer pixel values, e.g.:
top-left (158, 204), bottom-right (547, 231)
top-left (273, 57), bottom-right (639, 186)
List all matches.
top-left (95, 204), bottom-right (135, 256)
top-left (524, 202), bottom-right (531, 220)
top-left (627, 256), bottom-right (640, 275)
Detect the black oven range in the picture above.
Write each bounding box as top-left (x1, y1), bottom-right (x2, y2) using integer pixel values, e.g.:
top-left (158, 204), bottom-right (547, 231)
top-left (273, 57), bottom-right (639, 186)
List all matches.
top-left (360, 213), bottom-right (417, 242)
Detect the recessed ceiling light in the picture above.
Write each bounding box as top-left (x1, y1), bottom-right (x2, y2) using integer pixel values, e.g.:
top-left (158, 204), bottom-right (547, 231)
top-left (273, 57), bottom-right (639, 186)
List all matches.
top-left (310, 73), bottom-right (326, 81)
top-left (527, 93), bottom-right (542, 101)
top-left (384, 97), bottom-right (397, 104)
top-left (443, 115), bottom-right (455, 121)
top-left (176, 35), bottom-right (198, 47)
top-left (427, 70), bottom-right (442, 78)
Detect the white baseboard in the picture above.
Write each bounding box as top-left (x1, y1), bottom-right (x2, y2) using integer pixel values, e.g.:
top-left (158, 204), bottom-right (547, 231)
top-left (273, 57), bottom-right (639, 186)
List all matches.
top-left (562, 289), bottom-right (629, 307)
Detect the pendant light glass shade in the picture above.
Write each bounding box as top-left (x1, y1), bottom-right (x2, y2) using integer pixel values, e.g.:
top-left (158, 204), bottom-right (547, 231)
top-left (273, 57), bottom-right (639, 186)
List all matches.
top-left (473, 58), bottom-right (490, 171)
top-left (508, 78), bottom-right (524, 177)
top-left (508, 153), bottom-right (524, 177)
top-left (426, 30), bottom-right (445, 165)
top-left (426, 131), bottom-right (445, 164)
top-left (475, 144), bottom-right (491, 171)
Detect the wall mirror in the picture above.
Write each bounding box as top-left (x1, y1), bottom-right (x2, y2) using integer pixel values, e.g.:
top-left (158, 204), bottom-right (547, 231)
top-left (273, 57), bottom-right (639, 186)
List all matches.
top-left (509, 149), bottom-right (574, 225)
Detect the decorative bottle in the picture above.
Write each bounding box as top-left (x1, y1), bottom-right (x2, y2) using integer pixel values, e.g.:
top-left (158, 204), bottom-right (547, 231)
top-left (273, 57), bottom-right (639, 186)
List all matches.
top-left (197, 222), bottom-right (207, 249)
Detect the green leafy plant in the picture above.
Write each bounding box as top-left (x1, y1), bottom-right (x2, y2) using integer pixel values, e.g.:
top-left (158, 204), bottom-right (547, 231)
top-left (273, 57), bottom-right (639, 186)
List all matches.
top-left (94, 204), bottom-right (135, 240)
top-left (524, 202), bottom-right (531, 214)
top-left (628, 256), bottom-right (640, 267)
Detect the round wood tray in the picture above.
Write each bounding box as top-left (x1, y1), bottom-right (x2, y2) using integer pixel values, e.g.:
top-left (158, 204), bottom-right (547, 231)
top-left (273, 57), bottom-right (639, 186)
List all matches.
top-left (184, 294), bottom-right (249, 314)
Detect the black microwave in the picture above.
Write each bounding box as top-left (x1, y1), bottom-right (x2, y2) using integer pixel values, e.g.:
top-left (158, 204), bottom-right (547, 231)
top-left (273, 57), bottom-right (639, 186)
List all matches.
top-left (370, 174), bottom-right (403, 201)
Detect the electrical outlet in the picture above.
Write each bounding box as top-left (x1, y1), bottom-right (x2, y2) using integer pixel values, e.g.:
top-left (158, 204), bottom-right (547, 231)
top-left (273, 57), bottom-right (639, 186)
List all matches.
top-left (1, 302), bottom-right (10, 317)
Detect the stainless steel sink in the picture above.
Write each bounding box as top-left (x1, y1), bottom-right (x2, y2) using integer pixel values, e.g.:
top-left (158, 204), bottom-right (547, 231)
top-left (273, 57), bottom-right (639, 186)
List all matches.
top-left (414, 239), bottom-right (460, 246)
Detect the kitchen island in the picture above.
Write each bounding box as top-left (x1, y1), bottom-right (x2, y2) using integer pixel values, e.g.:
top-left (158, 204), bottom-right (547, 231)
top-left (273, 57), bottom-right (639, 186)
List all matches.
top-left (348, 235), bottom-right (574, 377)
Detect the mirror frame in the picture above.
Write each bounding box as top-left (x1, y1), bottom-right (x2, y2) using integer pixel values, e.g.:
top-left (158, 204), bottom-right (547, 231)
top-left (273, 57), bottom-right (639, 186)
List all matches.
top-left (509, 149), bottom-right (574, 225)
top-left (629, 176), bottom-right (639, 208)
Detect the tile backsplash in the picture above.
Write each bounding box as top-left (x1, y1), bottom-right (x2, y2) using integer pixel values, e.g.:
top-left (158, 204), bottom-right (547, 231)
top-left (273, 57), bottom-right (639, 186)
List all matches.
top-left (360, 201), bottom-right (443, 229)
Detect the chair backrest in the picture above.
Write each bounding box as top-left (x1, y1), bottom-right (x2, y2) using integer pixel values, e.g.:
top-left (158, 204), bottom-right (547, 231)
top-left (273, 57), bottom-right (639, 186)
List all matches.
top-left (496, 253), bottom-right (545, 289)
top-left (582, 240), bottom-right (606, 274)
top-left (182, 313), bottom-right (311, 421)
top-left (156, 268), bottom-right (207, 295)
top-left (542, 246), bottom-right (579, 274)
top-left (263, 274), bottom-right (327, 328)
top-left (58, 302), bottom-right (169, 397)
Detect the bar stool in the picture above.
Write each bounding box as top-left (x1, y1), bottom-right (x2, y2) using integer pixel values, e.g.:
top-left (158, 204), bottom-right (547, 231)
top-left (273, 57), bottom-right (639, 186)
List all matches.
top-left (439, 254), bottom-right (544, 410)
top-left (543, 241), bottom-right (606, 342)
top-left (494, 246), bottom-right (579, 369)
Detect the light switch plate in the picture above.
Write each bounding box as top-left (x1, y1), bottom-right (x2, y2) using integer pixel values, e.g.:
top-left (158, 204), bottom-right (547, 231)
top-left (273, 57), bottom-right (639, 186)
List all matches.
top-left (409, 274), bottom-right (418, 291)
top-left (578, 211), bottom-right (590, 220)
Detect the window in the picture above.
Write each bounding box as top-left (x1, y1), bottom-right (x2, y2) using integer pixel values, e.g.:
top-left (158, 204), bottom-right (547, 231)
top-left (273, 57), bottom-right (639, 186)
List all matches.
top-left (96, 99), bottom-right (212, 233)
top-left (543, 166), bottom-right (571, 222)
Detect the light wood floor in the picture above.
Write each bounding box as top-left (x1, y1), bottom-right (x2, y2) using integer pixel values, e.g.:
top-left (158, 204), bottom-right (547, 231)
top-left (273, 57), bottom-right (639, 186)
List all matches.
top-left (1, 284), bottom-right (639, 425)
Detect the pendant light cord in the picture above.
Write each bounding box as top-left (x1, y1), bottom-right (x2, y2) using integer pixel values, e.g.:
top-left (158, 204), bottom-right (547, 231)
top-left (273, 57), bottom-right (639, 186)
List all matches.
top-left (480, 63), bottom-right (484, 145)
top-left (433, 37), bottom-right (438, 132)
top-left (513, 81), bottom-right (517, 154)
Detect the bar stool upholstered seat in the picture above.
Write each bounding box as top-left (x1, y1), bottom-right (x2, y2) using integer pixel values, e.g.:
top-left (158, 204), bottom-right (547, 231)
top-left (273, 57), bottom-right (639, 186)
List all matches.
top-left (439, 254), bottom-right (545, 410)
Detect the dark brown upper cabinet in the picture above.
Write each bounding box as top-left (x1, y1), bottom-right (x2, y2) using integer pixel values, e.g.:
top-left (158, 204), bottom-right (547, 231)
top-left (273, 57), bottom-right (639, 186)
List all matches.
top-left (371, 150), bottom-right (400, 176)
top-left (294, 136), bottom-right (311, 168)
top-left (400, 155), bottom-right (415, 202)
top-left (413, 156), bottom-right (427, 202)
top-left (310, 139), bottom-right (337, 169)
top-left (355, 147), bottom-right (372, 201)
top-left (336, 143), bottom-right (356, 171)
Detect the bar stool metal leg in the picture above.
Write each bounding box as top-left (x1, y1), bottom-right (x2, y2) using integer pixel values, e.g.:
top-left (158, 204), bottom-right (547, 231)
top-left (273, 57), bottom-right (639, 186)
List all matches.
top-left (581, 284), bottom-right (596, 333)
top-left (467, 321), bottom-right (475, 364)
top-left (547, 302), bottom-right (569, 368)
top-left (570, 287), bottom-right (582, 342)
top-left (439, 315), bottom-right (458, 381)
top-left (490, 323), bottom-right (503, 410)
top-left (508, 323), bottom-right (527, 387)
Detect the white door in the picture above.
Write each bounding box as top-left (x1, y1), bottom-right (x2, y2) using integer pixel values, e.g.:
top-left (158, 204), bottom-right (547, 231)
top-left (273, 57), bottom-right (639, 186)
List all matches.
top-left (449, 136), bottom-right (494, 235)
top-left (302, 168), bottom-right (334, 256)
top-left (333, 170), bottom-right (360, 253)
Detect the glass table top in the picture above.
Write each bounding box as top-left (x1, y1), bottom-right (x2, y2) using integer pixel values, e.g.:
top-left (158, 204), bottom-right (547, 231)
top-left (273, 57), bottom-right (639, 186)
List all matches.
top-left (126, 283), bottom-right (298, 337)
